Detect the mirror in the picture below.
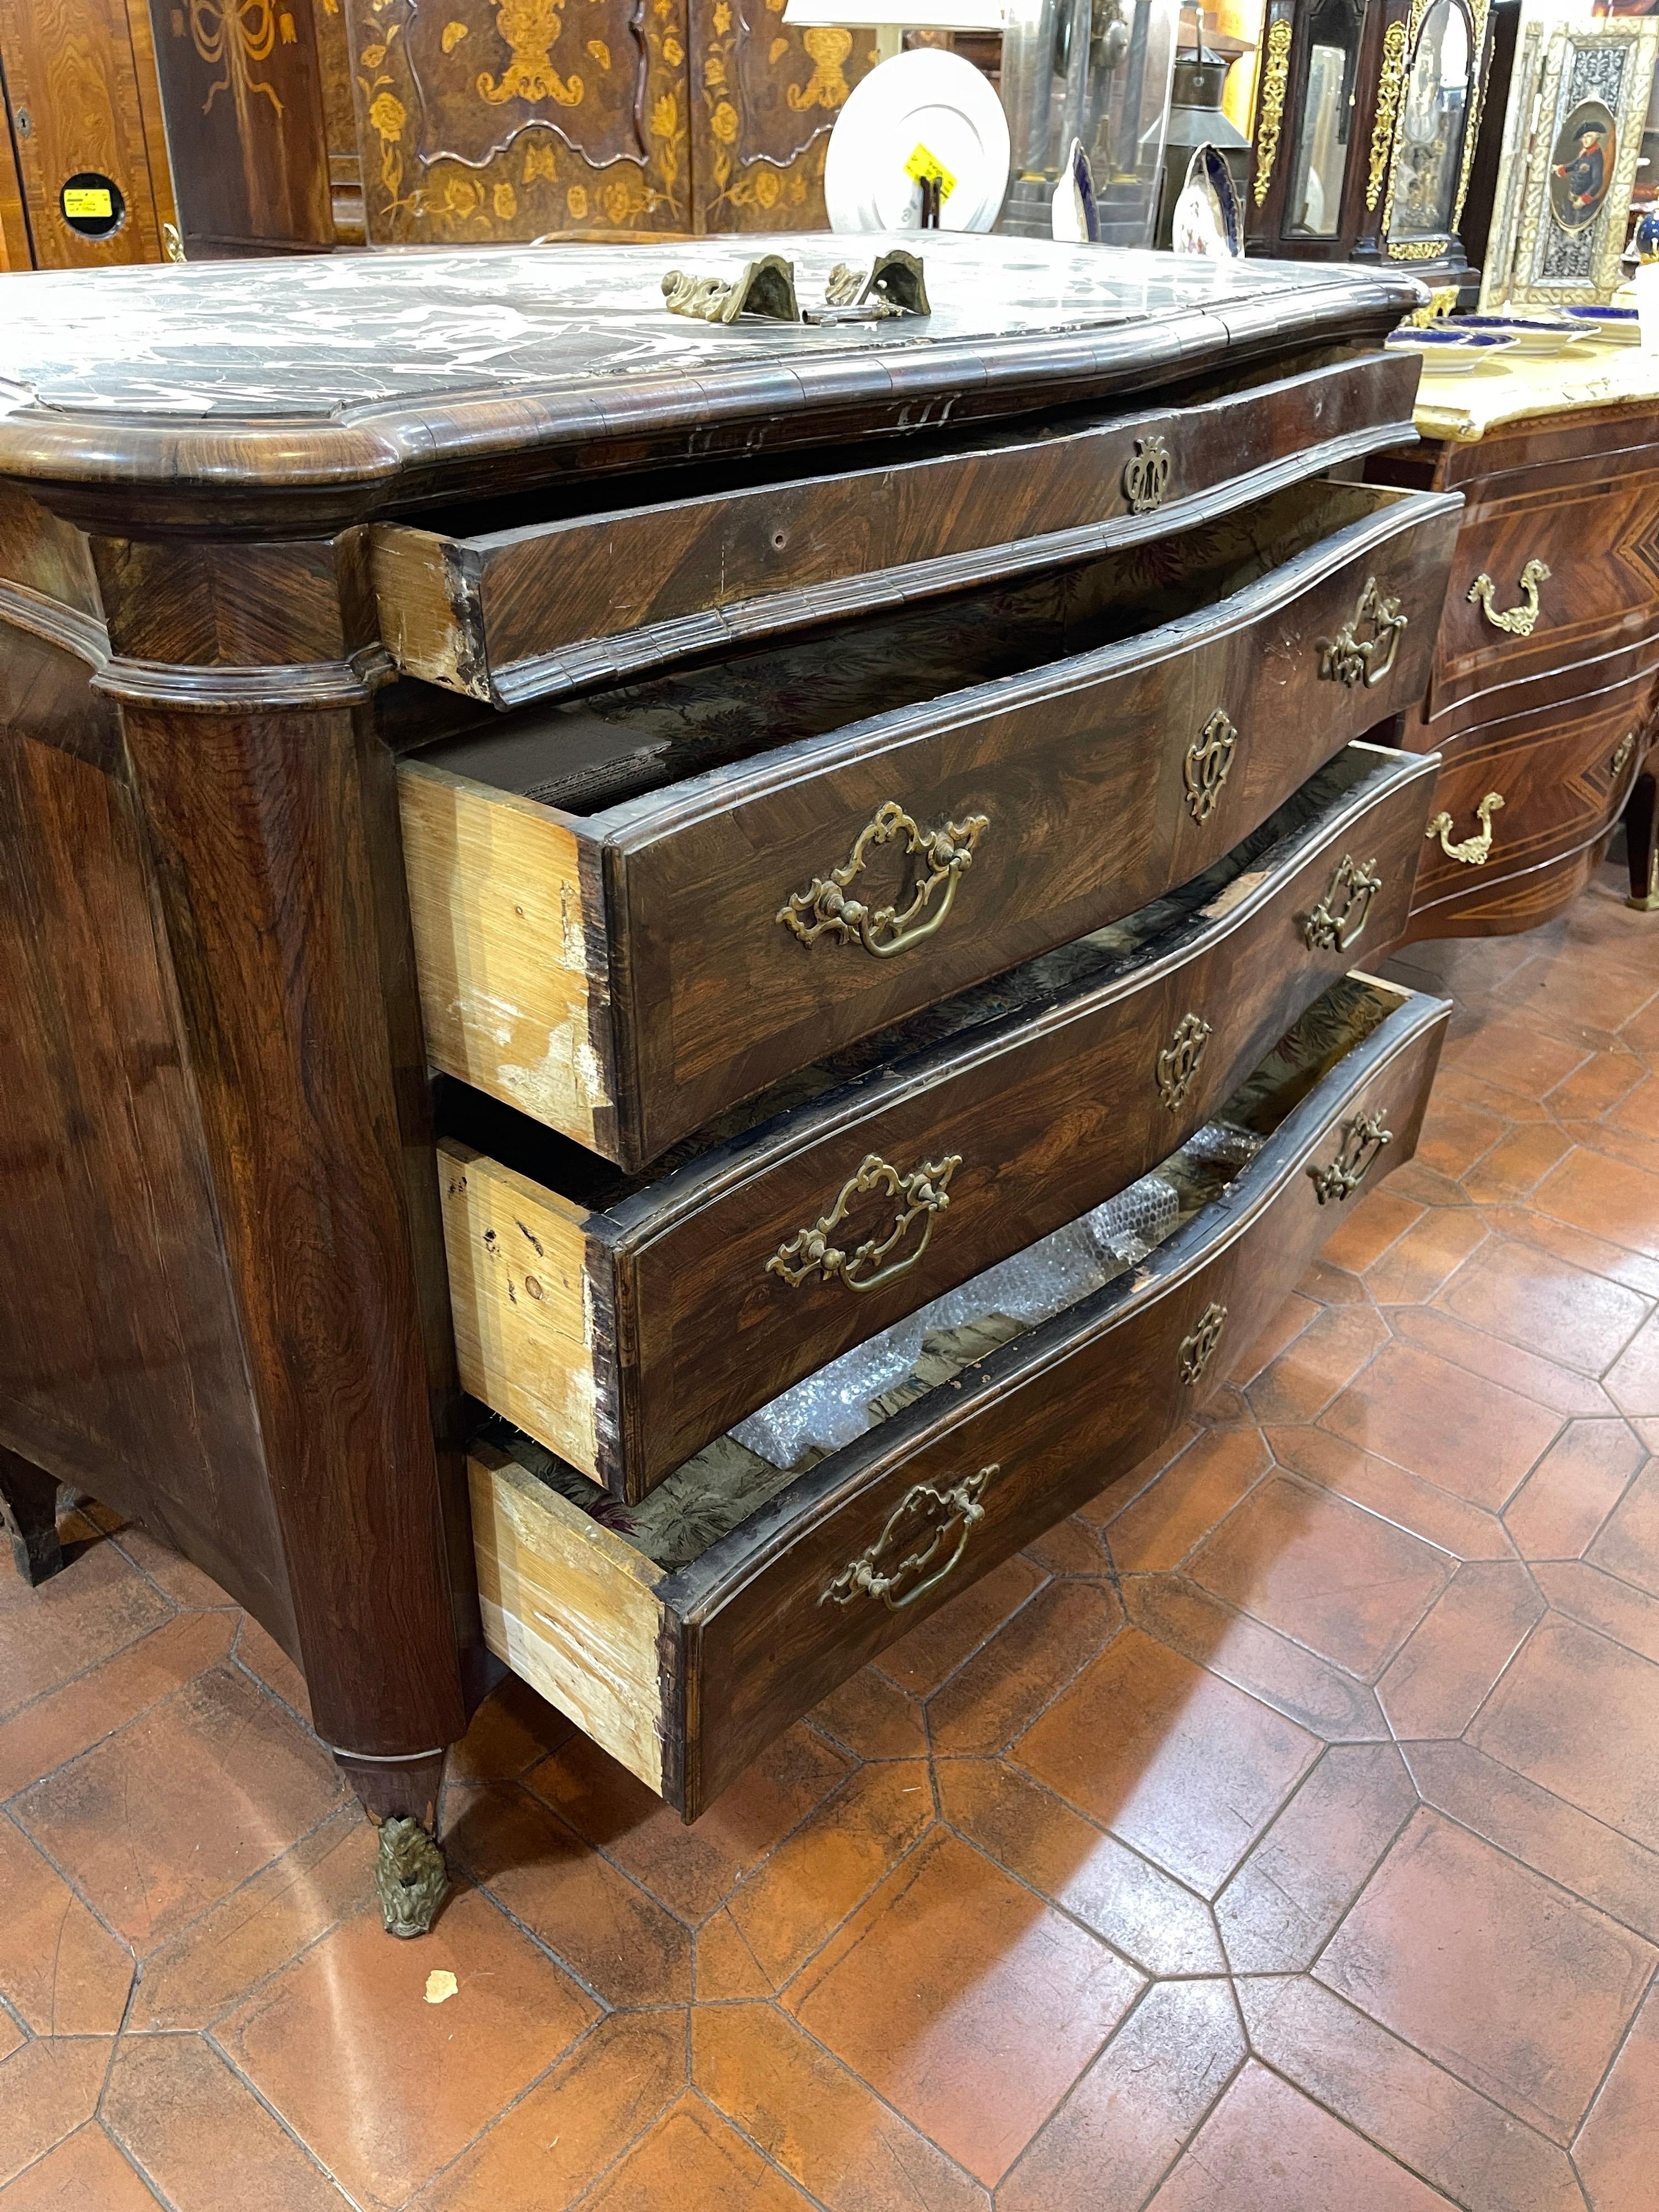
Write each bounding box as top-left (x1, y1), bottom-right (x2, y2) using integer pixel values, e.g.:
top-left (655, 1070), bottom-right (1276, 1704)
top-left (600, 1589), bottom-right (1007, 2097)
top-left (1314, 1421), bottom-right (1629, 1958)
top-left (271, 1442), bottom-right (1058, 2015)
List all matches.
top-left (1388, 0), bottom-right (1471, 244)
top-left (1286, 0), bottom-right (1364, 236)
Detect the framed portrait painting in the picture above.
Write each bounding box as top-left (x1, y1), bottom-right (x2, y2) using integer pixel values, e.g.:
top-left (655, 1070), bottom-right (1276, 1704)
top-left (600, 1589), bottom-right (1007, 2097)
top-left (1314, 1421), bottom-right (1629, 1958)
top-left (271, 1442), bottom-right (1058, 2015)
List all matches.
top-left (1497, 17), bottom-right (1659, 306)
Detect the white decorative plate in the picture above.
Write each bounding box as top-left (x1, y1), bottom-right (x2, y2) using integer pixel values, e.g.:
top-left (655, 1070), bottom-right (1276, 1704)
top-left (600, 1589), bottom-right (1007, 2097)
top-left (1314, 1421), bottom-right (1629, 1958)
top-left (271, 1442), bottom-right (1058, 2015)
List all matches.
top-left (824, 50), bottom-right (1011, 236)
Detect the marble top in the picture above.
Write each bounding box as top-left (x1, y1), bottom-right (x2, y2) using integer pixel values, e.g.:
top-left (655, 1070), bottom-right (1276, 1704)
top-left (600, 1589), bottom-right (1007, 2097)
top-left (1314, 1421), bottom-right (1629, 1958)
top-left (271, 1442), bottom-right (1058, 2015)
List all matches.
top-left (0, 235), bottom-right (1417, 422)
top-left (1414, 335), bottom-right (1659, 441)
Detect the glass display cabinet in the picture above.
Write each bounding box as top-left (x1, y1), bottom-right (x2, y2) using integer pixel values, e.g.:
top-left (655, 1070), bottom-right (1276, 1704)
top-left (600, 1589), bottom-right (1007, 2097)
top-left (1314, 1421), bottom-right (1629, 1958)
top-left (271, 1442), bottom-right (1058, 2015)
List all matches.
top-left (1000, 0), bottom-right (1182, 242)
top-left (1245, 0), bottom-right (1494, 291)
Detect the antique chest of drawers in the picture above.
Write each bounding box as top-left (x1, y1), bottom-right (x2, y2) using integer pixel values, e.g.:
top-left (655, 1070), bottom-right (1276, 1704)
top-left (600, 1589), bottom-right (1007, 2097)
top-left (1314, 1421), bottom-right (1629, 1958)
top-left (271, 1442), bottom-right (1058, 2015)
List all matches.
top-left (0, 238), bottom-right (1457, 1905)
top-left (1368, 352), bottom-right (1659, 936)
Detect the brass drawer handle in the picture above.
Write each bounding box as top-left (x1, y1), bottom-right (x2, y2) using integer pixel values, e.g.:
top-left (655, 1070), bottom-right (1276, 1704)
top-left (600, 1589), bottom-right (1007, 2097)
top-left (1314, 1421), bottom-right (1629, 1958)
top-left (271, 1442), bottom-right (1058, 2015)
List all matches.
top-left (821, 1464), bottom-right (995, 1610)
top-left (1303, 853), bottom-right (1383, 952)
top-left (768, 1151), bottom-right (961, 1295)
top-left (1123, 434), bottom-right (1172, 514)
top-left (1318, 576), bottom-right (1408, 690)
top-left (1308, 1109), bottom-right (1393, 1204)
top-left (1185, 708), bottom-right (1238, 825)
top-left (1468, 560), bottom-right (1550, 638)
top-left (1613, 730), bottom-right (1639, 777)
top-left (779, 800), bottom-right (988, 958)
top-left (1426, 791), bottom-right (1504, 867)
top-left (1179, 1301), bottom-right (1228, 1386)
top-left (1156, 1011), bottom-right (1212, 1112)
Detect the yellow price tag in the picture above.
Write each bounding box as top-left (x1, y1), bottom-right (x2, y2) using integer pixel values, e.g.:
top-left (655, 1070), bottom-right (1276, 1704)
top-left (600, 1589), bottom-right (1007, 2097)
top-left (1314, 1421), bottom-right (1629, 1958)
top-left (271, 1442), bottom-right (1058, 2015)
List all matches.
top-left (63, 187), bottom-right (113, 218)
top-left (904, 143), bottom-right (957, 204)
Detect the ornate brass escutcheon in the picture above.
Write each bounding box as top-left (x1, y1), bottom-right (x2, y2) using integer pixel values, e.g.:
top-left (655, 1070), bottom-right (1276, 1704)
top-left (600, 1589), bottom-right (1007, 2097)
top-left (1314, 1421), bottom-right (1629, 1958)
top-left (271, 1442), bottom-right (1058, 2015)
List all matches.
top-left (820, 1464), bottom-right (995, 1610)
top-left (1468, 559), bottom-right (1550, 639)
top-left (1179, 1302), bottom-right (1228, 1386)
top-left (1308, 1109), bottom-right (1393, 1204)
top-left (1123, 434), bottom-right (1172, 515)
top-left (1251, 17), bottom-right (1293, 205)
top-left (778, 800), bottom-right (989, 957)
top-left (1303, 853), bottom-right (1383, 953)
top-left (1184, 708), bottom-right (1238, 825)
top-left (1156, 1011), bottom-right (1212, 1112)
top-left (1426, 790), bottom-right (1504, 867)
top-left (768, 1151), bottom-right (962, 1295)
top-left (1612, 730), bottom-right (1639, 778)
top-left (1318, 576), bottom-right (1408, 690)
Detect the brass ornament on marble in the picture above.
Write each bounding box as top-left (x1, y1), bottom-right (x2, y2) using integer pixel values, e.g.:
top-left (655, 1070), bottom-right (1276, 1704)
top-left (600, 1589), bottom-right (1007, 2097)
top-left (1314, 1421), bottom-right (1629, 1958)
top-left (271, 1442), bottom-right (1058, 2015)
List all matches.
top-left (1368, 20), bottom-right (1409, 211)
top-left (661, 255), bottom-right (801, 325)
top-left (1156, 1011), bottom-right (1212, 1112)
top-left (1307, 1108), bottom-right (1393, 1204)
top-left (778, 800), bottom-right (989, 957)
top-left (768, 1151), bottom-right (962, 1295)
top-left (1318, 576), bottom-right (1407, 689)
top-left (820, 1464), bottom-right (994, 1610)
top-left (1184, 708), bottom-right (1238, 825)
top-left (1303, 853), bottom-right (1383, 952)
top-left (1252, 19), bottom-right (1293, 206)
top-left (1468, 559), bottom-right (1551, 638)
top-left (1179, 1301), bottom-right (1228, 1386)
top-left (1123, 434), bottom-right (1172, 514)
top-left (1426, 790), bottom-right (1504, 867)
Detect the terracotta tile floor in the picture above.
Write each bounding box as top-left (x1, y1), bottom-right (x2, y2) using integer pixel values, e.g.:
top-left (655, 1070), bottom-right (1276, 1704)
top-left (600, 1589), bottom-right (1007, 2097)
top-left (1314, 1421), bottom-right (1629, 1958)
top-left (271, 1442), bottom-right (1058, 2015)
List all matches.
top-left (5, 856), bottom-right (1659, 2210)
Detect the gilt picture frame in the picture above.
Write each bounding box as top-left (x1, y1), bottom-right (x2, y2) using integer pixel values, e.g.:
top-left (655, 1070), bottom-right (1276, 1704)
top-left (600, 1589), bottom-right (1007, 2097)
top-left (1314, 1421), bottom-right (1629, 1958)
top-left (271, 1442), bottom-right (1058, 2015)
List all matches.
top-left (1496, 17), bottom-right (1659, 308)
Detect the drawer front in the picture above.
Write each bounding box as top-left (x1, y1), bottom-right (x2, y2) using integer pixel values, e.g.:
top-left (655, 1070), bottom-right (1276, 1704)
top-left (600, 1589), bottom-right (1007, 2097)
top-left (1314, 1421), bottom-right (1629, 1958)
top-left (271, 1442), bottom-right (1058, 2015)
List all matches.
top-left (442, 748), bottom-right (1441, 1499)
top-left (1412, 662), bottom-right (1657, 933)
top-left (1428, 453), bottom-right (1659, 727)
top-left (677, 985), bottom-right (1447, 1813)
top-left (373, 352), bottom-right (1422, 707)
top-left (617, 489), bottom-right (1459, 1161)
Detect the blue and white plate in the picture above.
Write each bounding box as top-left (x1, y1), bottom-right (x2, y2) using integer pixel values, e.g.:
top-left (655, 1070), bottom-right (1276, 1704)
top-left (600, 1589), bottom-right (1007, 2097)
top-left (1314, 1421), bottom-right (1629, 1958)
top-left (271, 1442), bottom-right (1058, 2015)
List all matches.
top-left (1562, 304), bottom-right (1642, 346)
top-left (1453, 313), bottom-right (1582, 356)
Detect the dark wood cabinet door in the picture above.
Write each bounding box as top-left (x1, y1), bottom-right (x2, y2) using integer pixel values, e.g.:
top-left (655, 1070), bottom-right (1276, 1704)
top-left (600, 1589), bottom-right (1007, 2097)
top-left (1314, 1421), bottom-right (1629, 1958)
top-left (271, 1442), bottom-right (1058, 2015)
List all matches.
top-left (0, 0), bottom-right (165, 266)
top-left (342, 0), bottom-right (691, 243)
top-left (687, 0), bottom-right (875, 231)
top-left (147, 0), bottom-right (335, 253)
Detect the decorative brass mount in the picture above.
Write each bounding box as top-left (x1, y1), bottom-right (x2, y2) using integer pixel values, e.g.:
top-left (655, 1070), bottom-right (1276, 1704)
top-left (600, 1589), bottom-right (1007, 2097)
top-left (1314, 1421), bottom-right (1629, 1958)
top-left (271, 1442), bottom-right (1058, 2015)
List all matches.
top-left (1319, 576), bottom-right (1407, 689)
top-left (1184, 709), bottom-right (1238, 825)
top-left (820, 1465), bottom-right (995, 1610)
top-left (1307, 1109), bottom-right (1393, 1204)
top-left (1252, 18), bottom-right (1293, 206)
top-left (1156, 1011), bottom-right (1212, 1112)
top-left (778, 800), bottom-right (988, 957)
top-left (1426, 791), bottom-right (1504, 867)
top-left (661, 250), bottom-right (930, 326)
top-left (1612, 730), bottom-right (1639, 778)
top-left (1123, 434), bottom-right (1172, 515)
top-left (1303, 854), bottom-right (1383, 952)
top-left (768, 1151), bottom-right (962, 1295)
top-left (1468, 560), bottom-right (1550, 638)
top-left (1179, 1301), bottom-right (1228, 1386)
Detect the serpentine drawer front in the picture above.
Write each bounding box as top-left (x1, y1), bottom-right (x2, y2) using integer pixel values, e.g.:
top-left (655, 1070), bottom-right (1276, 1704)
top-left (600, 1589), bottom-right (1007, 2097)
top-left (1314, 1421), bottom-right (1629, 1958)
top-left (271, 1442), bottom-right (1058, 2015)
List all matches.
top-left (467, 976), bottom-right (1449, 1820)
top-left (436, 743), bottom-right (1441, 1500)
top-left (399, 476), bottom-right (1460, 1169)
top-left (370, 351), bottom-right (1422, 708)
top-left (1413, 654), bottom-right (1657, 937)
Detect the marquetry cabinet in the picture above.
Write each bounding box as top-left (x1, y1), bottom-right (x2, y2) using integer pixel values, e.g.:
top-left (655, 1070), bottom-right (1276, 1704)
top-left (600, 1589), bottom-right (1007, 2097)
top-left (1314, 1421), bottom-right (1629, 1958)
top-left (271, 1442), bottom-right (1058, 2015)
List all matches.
top-left (0, 239), bottom-right (1456, 1914)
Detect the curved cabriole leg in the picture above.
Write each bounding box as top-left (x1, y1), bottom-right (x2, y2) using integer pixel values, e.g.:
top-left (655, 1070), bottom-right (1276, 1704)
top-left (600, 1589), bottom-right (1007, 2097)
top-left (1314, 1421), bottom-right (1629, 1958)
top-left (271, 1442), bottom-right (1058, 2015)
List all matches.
top-left (1627, 770), bottom-right (1659, 911)
top-left (0, 1447), bottom-right (65, 1587)
top-left (337, 1749), bottom-right (451, 1937)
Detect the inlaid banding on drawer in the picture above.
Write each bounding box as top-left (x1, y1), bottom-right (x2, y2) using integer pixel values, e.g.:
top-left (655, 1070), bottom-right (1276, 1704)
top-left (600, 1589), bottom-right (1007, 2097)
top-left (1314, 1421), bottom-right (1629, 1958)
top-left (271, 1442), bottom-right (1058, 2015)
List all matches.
top-left (403, 477), bottom-right (1462, 1169)
top-left (436, 740), bottom-right (1441, 1501)
top-left (467, 977), bottom-right (1450, 1819)
top-left (373, 349), bottom-right (1423, 708)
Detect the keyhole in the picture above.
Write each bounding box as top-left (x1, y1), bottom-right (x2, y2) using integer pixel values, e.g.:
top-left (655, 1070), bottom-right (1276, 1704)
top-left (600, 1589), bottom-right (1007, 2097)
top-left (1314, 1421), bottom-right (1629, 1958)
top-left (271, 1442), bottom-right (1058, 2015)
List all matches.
top-left (771, 530), bottom-right (786, 551)
top-left (14, 108), bottom-right (32, 138)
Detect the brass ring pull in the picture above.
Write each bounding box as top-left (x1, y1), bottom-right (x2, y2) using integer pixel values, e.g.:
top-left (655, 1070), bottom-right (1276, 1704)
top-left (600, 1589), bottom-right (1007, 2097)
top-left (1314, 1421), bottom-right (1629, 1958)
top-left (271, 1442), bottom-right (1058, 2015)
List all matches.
top-left (1308, 1109), bottom-right (1393, 1204)
top-left (1426, 791), bottom-right (1504, 867)
top-left (1156, 1011), bottom-right (1212, 1112)
top-left (768, 1151), bottom-right (961, 1295)
top-left (820, 1465), bottom-right (995, 1610)
top-left (778, 800), bottom-right (989, 958)
top-left (1179, 1301), bottom-right (1228, 1386)
top-left (1303, 853), bottom-right (1383, 952)
top-left (1318, 576), bottom-right (1408, 690)
top-left (1468, 560), bottom-right (1550, 638)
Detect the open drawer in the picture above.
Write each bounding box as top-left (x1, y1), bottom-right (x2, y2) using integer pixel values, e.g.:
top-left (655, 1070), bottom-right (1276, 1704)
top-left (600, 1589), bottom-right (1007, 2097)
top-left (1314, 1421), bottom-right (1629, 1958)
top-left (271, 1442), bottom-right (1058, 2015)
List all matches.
top-left (468, 974), bottom-right (1449, 1820)
top-left (371, 349), bottom-right (1422, 708)
top-left (439, 742), bottom-right (1441, 1500)
top-left (400, 476), bottom-right (1461, 1167)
